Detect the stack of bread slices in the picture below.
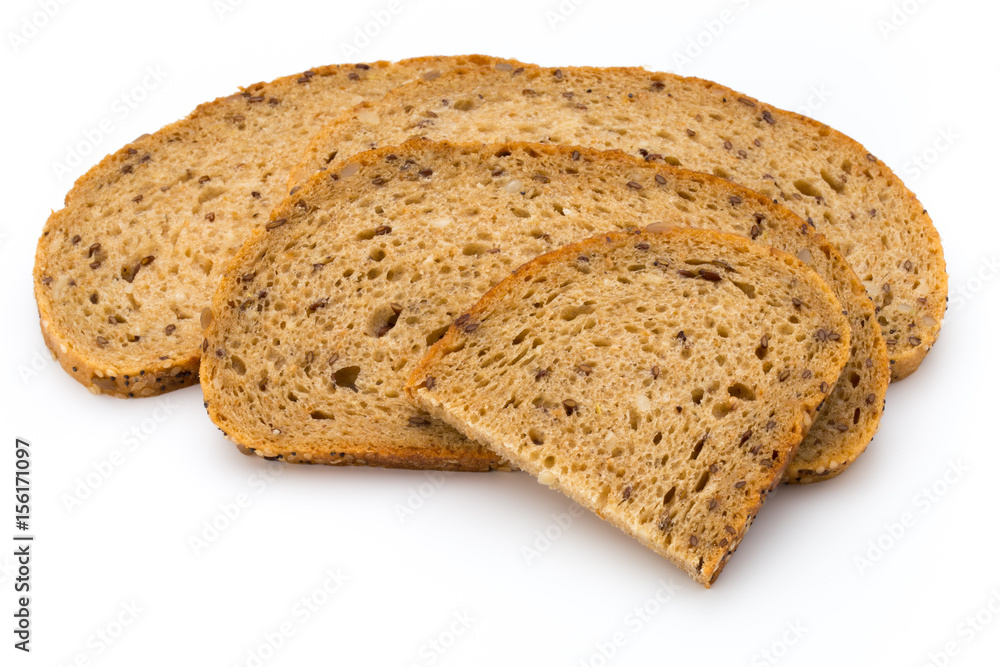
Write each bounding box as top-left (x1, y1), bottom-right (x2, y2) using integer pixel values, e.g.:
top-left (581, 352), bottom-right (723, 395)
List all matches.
top-left (33, 56), bottom-right (946, 586)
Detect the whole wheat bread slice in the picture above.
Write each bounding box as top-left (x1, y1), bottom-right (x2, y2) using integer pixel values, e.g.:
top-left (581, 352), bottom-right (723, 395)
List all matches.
top-left (201, 141), bottom-right (884, 482)
top-left (293, 61), bottom-right (945, 380)
top-left (405, 228), bottom-right (851, 585)
top-left (32, 55), bottom-right (508, 397)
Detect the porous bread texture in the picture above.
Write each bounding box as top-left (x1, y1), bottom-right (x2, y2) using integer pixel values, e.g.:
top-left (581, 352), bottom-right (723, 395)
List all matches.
top-left (406, 228), bottom-right (851, 586)
top-left (202, 141), bottom-right (881, 481)
top-left (295, 60), bottom-right (945, 380)
top-left (32, 55), bottom-right (508, 397)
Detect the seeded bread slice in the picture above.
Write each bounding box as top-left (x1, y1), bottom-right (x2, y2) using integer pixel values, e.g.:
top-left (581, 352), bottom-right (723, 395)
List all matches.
top-left (201, 141), bottom-right (883, 482)
top-left (405, 228), bottom-right (851, 585)
top-left (294, 61), bottom-right (945, 380)
top-left (32, 55), bottom-right (509, 397)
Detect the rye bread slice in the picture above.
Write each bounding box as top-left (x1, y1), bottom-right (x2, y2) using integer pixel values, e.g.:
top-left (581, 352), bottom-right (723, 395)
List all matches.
top-left (201, 141), bottom-right (884, 482)
top-left (293, 61), bottom-right (945, 380)
top-left (405, 228), bottom-right (851, 586)
top-left (32, 55), bottom-right (508, 397)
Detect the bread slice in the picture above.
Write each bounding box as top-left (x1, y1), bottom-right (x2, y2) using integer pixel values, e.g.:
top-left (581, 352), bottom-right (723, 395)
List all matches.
top-left (201, 140), bottom-right (885, 482)
top-left (32, 55), bottom-right (508, 397)
top-left (293, 61), bottom-right (945, 380)
top-left (405, 228), bottom-right (851, 585)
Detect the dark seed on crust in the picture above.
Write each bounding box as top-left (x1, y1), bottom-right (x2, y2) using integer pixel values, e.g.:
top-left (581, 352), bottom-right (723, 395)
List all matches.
top-left (205, 212), bottom-right (215, 222)
top-left (762, 110), bottom-right (776, 124)
top-left (698, 269), bottom-right (722, 281)
top-left (750, 224), bottom-right (761, 239)
top-left (820, 381), bottom-right (830, 393)
top-left (96, 336), bottom-right (109, 347)
top-left (198, 176), bottom-right (210, 184)
top-left (909, 336), bottom-right (921, 345)
top-left (689, 535), bottom-right (698, 547)
top-left (553, 69), bottom-right (563, 80)
top-left (723, 141), bottom-right (733, 150)
top-left (792, 297), bottom-right (802, 308)
top-left (635, 242), bottom-right (649, 250)
top-left (251, 191), bottom-right (261, 198)
top-left (735, 480), bottom-right (746, 488)
top-left (627, 181), bottom-right (643, 190)
top-left (165, 324), bottom-right (176, 336)
top-left (88, 243), bottom-right (102, 257)
top-left (709, 498), bottom-right (718, 510)
top-left (90, 261), bottom-right (101, 270)
top-left (71, 235), bottom-right (81, 244)
top-left (375, 225), bottom-right (392, 235)
top-left (576, 364), bottom-right (592, 376)
top-left (709, 464), bottom-right (719, 473)
top-left (562, 399), bottom-right (578, 415)
top-left (455, 313), bottom-right (470, 327)
top-left (686, 128), bottom-right (696, 137)
top-left (41, 276), bottom-right (52, 285)
top-left (463, 322), bottom-right (479, 334)
top-left (729, 195), bottom-right (742, 205)
top-left (571, 150), bottom-right (580, 160)
top-left (535, 369), bottom-right (549, 381)
top-left (265, 218), bottom-right (287, 231)
top-left (866, 393), bottom-right (877, 404)
top-left (738, 97), bottom-right (756, 108)
top-left (760, 335), bottom-right (769, 349)
top-left (677, 331), bottom-right (687, 342)
top-left (677, 269), bottom-right (696, 278)
top-left (307, 298), bottom-right (329, 313)
top-left (425, 376), bottom-right (436, 390)
top-left (622, 485), bottom-right (632, 501)
top-left (739, 430), bottom-right (752, 446)
top-left (802, 370), bottom-right (813, 379)
top-left (408, 416), bottom-right (430, 426)
top-left (725, 525), bottom-right (736, 535)
top-left (655, 173), bottom-right (667, 185)
top-left (651, 365), bottom-right (660, 379)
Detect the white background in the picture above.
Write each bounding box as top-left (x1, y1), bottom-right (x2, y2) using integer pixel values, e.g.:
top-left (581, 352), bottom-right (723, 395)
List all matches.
top-left (2, 0), bottom-right (998, 665)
